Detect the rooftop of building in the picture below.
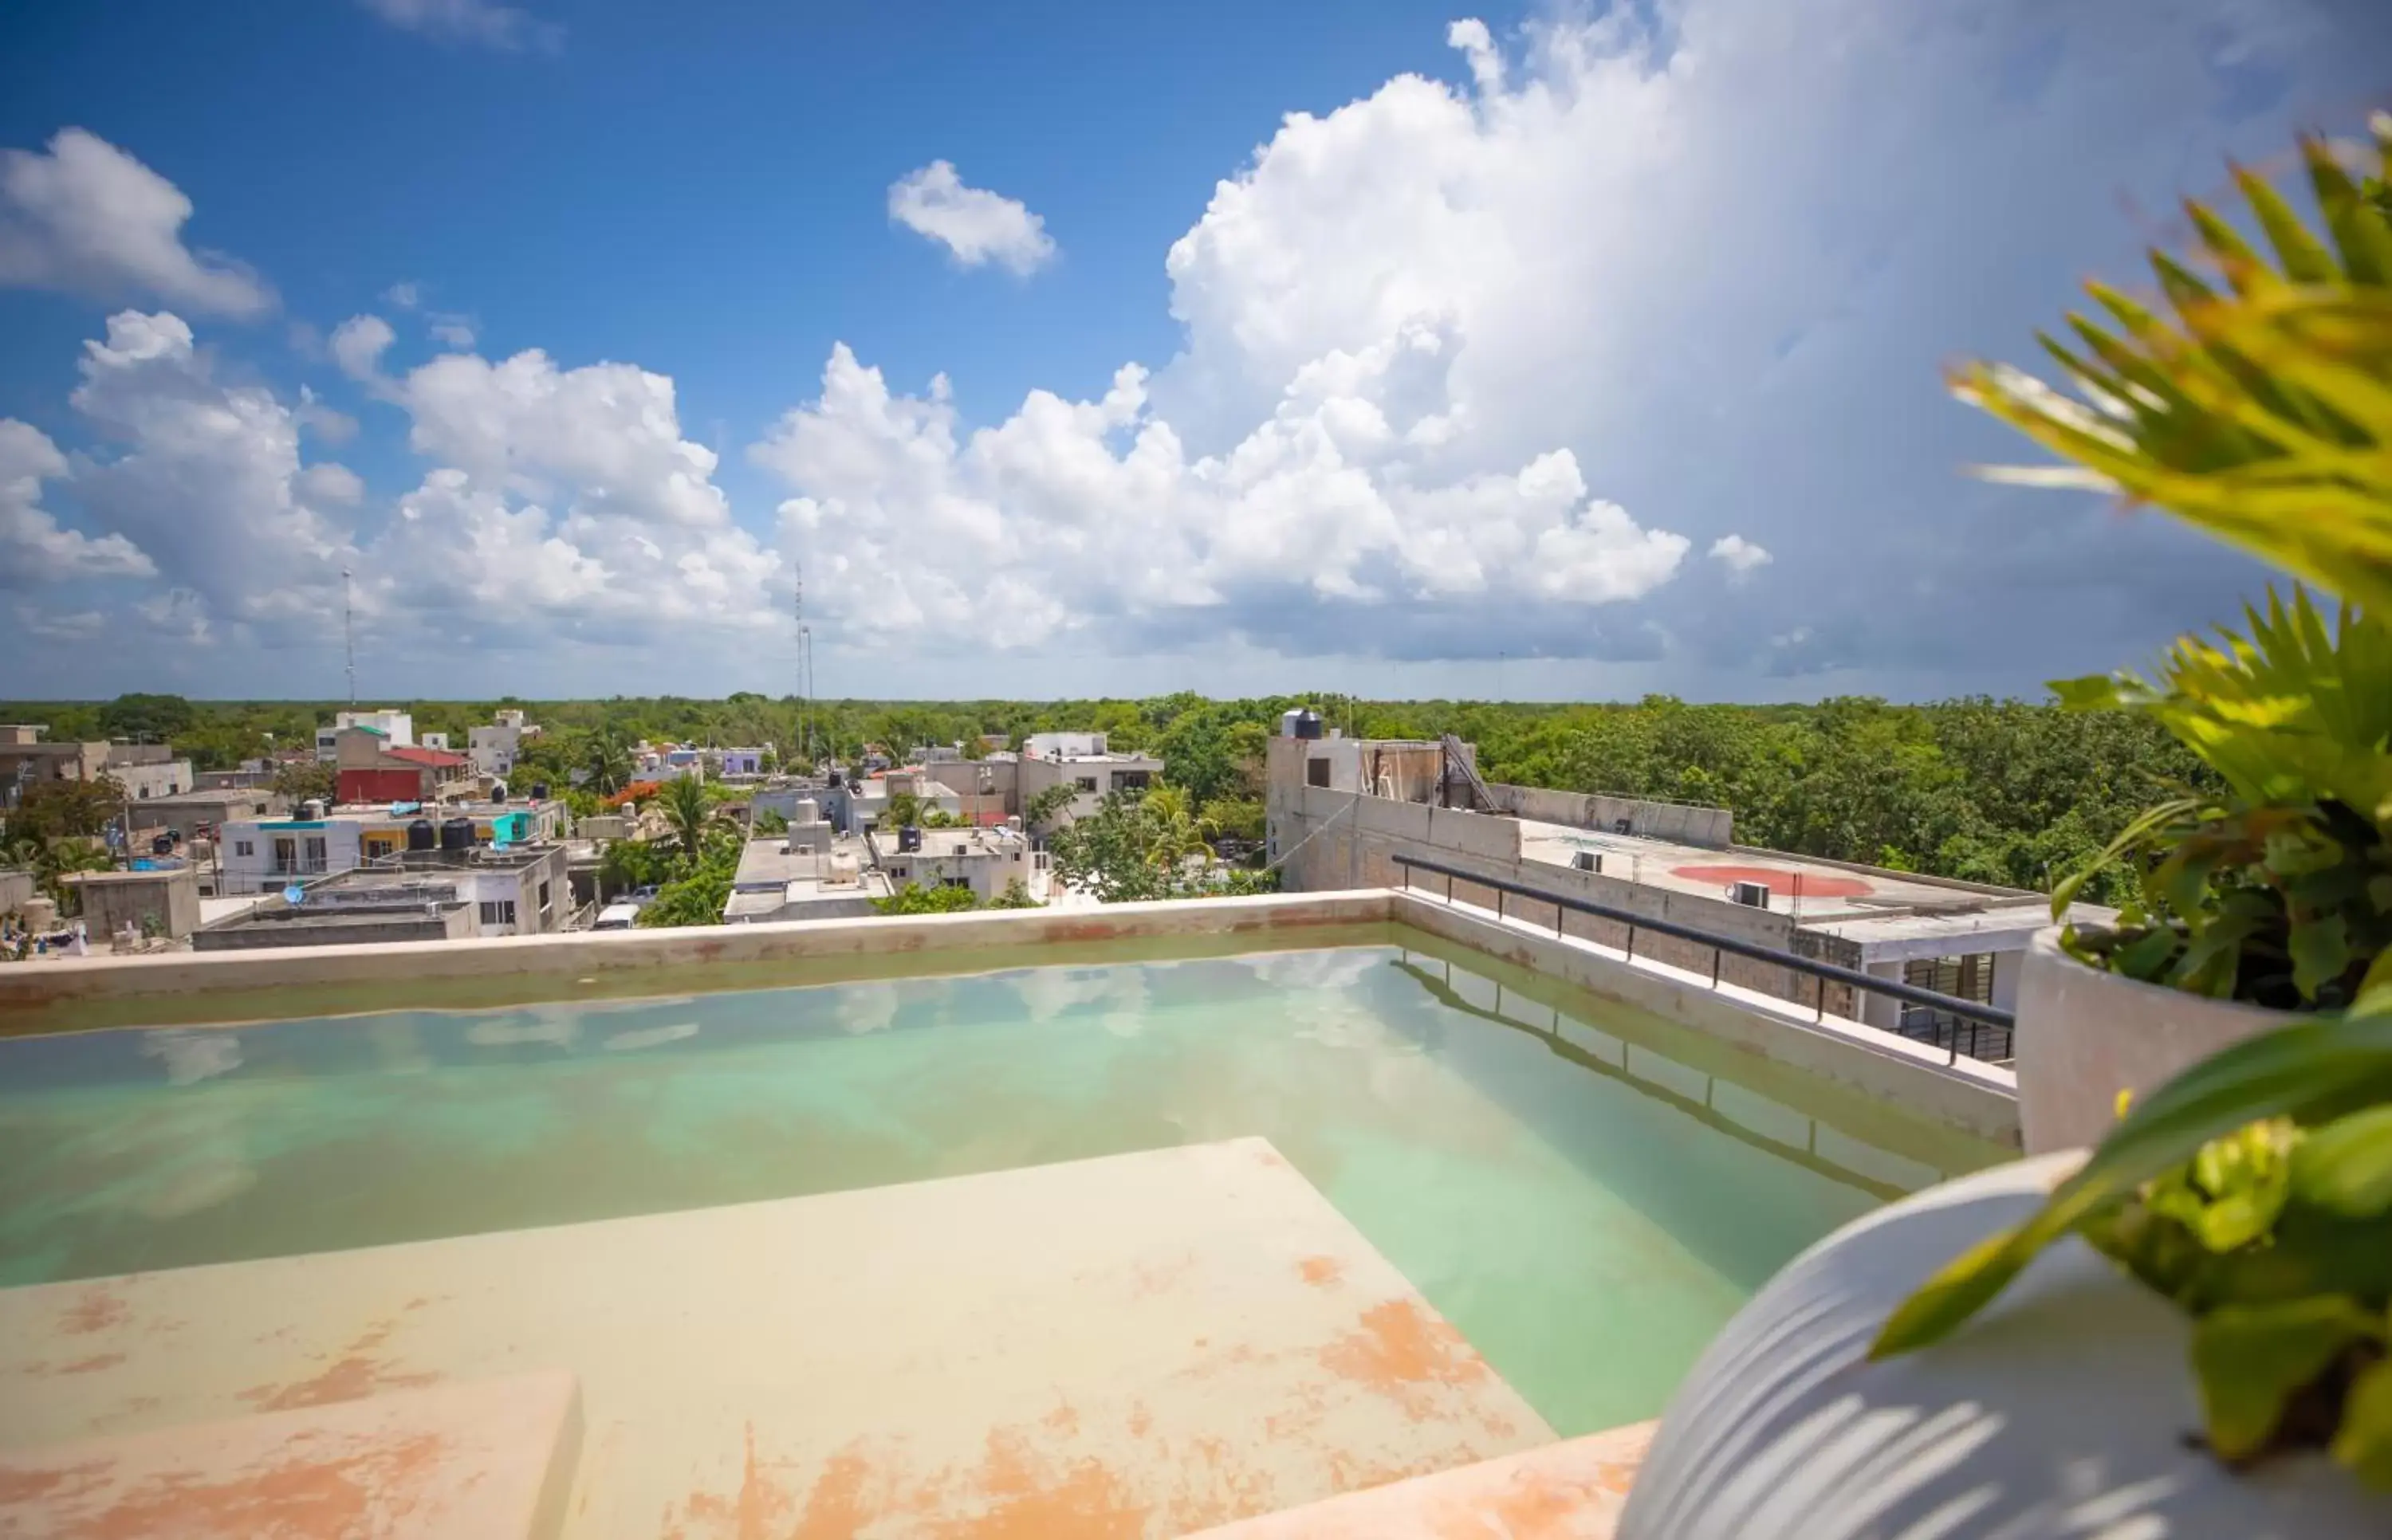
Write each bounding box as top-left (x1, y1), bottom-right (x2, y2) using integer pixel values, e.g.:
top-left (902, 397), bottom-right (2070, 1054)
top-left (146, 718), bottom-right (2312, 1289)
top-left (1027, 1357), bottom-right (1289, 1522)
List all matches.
top-left (1514, 819), bottom-right (2033, 923)
top-left (911, 826), bottom-right (1029, 858)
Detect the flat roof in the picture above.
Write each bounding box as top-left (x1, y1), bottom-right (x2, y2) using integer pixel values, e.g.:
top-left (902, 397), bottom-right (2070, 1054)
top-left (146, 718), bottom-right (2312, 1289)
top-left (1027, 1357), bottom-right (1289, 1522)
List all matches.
top-left (1516, 819), bottom-right (2030, 923)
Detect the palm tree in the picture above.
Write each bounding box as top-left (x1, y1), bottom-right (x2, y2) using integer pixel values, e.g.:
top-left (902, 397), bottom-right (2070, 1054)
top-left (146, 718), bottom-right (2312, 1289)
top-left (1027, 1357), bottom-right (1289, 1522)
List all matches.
top-left (1140, 785), bottom-right (1218, 875)
top-left (657, 775), bottom-right (717, 862)
top-left (584, 731), bottom-right (634, 796)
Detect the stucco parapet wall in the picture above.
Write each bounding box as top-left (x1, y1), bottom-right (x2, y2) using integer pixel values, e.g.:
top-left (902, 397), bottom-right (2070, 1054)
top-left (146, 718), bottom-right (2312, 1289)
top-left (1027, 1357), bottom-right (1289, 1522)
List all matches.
top-left (1394, 890), bottom-right (2020, 1146)
top-left (0, 891), bottom-right (1399, 1031)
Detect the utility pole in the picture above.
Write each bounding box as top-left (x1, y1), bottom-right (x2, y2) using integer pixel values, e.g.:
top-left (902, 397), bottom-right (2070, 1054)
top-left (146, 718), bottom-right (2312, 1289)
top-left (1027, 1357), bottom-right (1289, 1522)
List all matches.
top-left (342, 566), bottom-right (356, 706)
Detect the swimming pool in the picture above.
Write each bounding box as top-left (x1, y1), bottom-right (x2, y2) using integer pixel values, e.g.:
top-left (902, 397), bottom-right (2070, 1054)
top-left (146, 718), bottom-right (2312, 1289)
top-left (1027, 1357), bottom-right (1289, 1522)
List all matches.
top-left (0, 929), bottom-right (2004, 1436)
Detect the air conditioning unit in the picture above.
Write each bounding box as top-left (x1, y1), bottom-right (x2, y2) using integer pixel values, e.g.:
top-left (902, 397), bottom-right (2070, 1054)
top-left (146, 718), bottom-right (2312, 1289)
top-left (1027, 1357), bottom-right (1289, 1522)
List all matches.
top-left (1572, 851), bottom-right (1602, 874)
top-left (1730, 881), bottom-right (1772, 908)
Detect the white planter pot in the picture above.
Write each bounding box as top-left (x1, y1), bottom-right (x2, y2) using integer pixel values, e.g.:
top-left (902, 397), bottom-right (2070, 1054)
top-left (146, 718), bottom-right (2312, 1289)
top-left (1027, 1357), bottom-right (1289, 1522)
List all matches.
top-left (2015, 925), bottom-right (2293, 1154)
top-left (1618, 1154), bottom-right (2392, 1540)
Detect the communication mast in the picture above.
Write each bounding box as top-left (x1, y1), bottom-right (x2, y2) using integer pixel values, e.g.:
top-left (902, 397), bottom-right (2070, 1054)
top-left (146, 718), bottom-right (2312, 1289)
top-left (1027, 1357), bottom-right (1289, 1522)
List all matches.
top-left (794, 566), bottom-right (812, 769)
top-left (342, 565), bottom-right (356, 706)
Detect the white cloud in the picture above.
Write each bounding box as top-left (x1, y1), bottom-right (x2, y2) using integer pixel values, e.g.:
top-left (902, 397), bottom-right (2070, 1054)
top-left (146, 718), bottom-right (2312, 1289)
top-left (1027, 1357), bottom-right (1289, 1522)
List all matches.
top-left (0, 418), bottom-right (156, 586)
top-left (294, 385), bottom-right (358, 444)
top-left (330, 313), bottom-right (396, 383)
top-left (887, 161), bottom-right (1056, 274)
top-left (18, 307), bottom-right (778, 666)
top-left (753, 326), bottom-right (1690, 656)
top-left (357, 0), bottom-right (560, 51)
top-left (360, 341), bottom-right (781, 634)
top-left (428, 314), bottom-right (476, 349)
top-left (297, 462), bottom-right (364, 506)
top-left (67, 310), bottom-right (353, 634)
top-left (0, 129), bottom-right (271, 317)
top-left (382, 281), bottom-right (422, 309)
top-left (1709, 535), bottom-right (1772, 579)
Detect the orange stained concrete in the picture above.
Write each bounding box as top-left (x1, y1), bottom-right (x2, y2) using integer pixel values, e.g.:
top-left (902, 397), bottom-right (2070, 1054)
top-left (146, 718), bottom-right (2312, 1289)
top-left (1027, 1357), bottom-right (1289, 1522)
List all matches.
top-left (0, 1140), bottom-right (1551, 1538)
top-left (0, 1369), bottom-right (581, 1539)
top-left (1177, 1420), bottom-right (1655, 1540)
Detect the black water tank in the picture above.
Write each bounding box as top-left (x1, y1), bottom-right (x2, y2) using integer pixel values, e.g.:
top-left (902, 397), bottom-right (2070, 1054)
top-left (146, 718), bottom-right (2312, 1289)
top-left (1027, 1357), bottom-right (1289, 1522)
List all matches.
top-left (439, 817), bottom-right (475, 851)
top-left (407, 818), bottom-right (437, 851)
top-left (897, 824), bottom-right (923, 853)
top-left (529, 782), bottom-right (549, 802)
top-left (151, 833), bottom-right (175, 855)
top-left (1292, 709), bottom-right (1324, 741)
top-left (490, 781), bottom-right (509, 803)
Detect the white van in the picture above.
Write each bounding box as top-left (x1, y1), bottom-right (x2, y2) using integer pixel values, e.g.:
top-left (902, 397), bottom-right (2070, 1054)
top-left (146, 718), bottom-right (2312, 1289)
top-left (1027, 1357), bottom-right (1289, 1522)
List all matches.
top-left (592, 902), bottom-right (642, 931)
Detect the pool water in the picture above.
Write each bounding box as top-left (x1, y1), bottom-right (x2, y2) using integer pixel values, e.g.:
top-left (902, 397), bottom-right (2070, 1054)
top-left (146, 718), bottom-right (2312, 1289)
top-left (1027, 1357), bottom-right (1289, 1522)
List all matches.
top-left (0, 934), bottom-right (2004, 1434)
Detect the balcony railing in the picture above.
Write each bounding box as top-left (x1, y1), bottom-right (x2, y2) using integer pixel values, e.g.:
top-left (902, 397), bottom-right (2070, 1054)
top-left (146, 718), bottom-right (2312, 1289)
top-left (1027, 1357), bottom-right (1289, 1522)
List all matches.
top-left (1391, 851), bottom-right (2015, 1067)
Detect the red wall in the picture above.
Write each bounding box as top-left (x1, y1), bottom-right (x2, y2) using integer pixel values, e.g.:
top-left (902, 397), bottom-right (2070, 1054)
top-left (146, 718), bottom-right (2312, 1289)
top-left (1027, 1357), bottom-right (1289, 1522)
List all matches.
top-left (338, 768), bottom-right (428, 804)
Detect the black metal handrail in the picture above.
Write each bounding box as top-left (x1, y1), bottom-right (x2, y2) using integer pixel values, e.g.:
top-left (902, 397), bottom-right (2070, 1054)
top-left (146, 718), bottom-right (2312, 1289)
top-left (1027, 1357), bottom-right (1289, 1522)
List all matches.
top-left (1391, 851), bottom-right (2012, 1067)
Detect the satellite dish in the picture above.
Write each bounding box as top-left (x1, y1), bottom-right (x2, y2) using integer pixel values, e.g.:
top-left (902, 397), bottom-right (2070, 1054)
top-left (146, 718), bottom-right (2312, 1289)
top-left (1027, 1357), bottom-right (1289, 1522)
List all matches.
top-left (282, 883), bottom-right (305, 907)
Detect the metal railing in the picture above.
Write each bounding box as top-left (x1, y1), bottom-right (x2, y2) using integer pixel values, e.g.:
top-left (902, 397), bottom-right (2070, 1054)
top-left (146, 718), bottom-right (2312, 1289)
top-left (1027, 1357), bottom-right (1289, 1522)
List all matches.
top-left (1391, 851), bottom-right (2014, 1067)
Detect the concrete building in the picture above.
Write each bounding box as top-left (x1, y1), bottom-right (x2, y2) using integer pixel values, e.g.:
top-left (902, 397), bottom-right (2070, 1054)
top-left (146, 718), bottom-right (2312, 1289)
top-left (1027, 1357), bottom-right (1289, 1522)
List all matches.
top-left (112, 756), bottom-right (195, 803)
top-left (332, 726), bottom-right (474, 804)
top-left (315, 709), bottom-right (414, 761)
top-left (468, 710), bottom-right (539, 779)
top-left (0, 729), bottom-right (184, 803)
top-left (123, 787), bottom-right (285, 843)
top-left (1265, 726), bottom-right (2107, 1056)
top-left (824, 769), bottom-right (970, 835)
top-left (722, 801), bottom-right (890, 922)
top-left (0, 724), bottom-right (109, 790)
top-left (876, 824), bottom-right (1041, 905)
top-left (715, 746), bottom-right (768, 778)
top-left (193, 842), bottom-right (571, 947)
top-left (60, 866), bottom-right (203, 944)
top-left (1017, 733), bottom-right (1163, 827)
top-left (213, 803), bottom-right (564, 896)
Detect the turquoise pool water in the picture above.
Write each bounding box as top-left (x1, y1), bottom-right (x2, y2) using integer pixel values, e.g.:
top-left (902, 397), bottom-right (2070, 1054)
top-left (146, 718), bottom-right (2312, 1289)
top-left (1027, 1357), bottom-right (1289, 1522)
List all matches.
top-left (0, 935), bottom-right (2003, 1433)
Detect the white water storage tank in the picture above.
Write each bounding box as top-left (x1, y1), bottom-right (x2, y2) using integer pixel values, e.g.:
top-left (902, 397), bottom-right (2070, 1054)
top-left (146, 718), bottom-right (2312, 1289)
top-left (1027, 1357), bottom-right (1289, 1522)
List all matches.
top-left (793, 798), bottom-right (820, 826)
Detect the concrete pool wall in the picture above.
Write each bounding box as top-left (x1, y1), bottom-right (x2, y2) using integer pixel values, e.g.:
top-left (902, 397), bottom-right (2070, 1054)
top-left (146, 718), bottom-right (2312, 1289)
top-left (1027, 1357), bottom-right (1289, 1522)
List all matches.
top-left (0, 889), bottom-right (2016, 1143)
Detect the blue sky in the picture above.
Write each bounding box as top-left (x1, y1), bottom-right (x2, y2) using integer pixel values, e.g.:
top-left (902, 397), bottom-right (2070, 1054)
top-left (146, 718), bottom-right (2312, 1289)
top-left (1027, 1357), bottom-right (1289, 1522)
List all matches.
top-left (1, 0), bottom-right (2386, 702)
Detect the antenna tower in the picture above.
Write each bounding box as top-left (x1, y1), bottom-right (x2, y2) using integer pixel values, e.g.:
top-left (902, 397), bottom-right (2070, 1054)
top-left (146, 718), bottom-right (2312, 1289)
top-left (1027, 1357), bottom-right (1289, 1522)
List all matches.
top-left (342, 566), bottom-right (356, 705)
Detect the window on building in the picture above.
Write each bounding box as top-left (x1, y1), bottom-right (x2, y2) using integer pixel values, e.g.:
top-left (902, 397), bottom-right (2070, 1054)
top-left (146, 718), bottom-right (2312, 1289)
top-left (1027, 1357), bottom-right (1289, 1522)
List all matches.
top-left (478, 900), bottom-right (518, 928)
top-left (303, 836), bottom-right (329, 870)
top-left (537, 880), bottom-right (552, 911)
top-left (1076, 776), bottom-right (1098, 793)
top-left (234, 840), bottom-right (254, 857)
top-left (941, 876), bottom-right (971, 890)
top-left (1306, 757), bottom-right (1332, 788)
top-left (138, 786), bottom-right (150, 799)
top-left (1111, 770), bottom-right (1151, 793)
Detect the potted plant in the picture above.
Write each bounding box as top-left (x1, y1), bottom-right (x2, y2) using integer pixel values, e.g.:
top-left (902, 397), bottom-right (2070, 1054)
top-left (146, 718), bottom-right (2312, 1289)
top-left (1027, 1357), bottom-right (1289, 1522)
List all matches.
top-left (1977, 122), bottom-right (2392, 1149)
top-left (1617, 122), bottom-right (2392, 1536)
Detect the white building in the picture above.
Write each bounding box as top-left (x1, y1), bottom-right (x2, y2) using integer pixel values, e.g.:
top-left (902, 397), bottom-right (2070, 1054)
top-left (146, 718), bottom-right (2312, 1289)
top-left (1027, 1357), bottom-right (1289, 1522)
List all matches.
top-left (1018, 732), bottom-right (1163, 827)
top-left (469, 709), bottom-right (540, 780)
top-left (112, 756), bottom-right (194, 803)
top-left (315, 709), bottom-right (414, 761)
top-left (879, 824), bottom-right (1041, 905)
top-left (214, 802), bottom-right (564, 895)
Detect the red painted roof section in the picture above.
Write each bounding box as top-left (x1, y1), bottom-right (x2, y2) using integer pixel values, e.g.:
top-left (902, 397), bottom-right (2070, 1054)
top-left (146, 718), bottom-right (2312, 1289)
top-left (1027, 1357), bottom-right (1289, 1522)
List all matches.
top-left (385, 744), bottom-right (470, 768)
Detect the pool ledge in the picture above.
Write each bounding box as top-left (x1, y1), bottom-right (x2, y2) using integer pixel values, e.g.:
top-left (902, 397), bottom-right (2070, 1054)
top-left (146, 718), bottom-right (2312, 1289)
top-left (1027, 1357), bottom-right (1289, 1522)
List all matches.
top-left (1182, 1419), bottom-right (1655, 1540)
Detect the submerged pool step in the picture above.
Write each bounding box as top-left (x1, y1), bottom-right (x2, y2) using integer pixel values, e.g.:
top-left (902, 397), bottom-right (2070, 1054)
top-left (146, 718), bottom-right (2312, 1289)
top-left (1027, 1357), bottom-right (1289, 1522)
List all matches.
top-left (0, 1138), bottom-right (1549, 1538)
